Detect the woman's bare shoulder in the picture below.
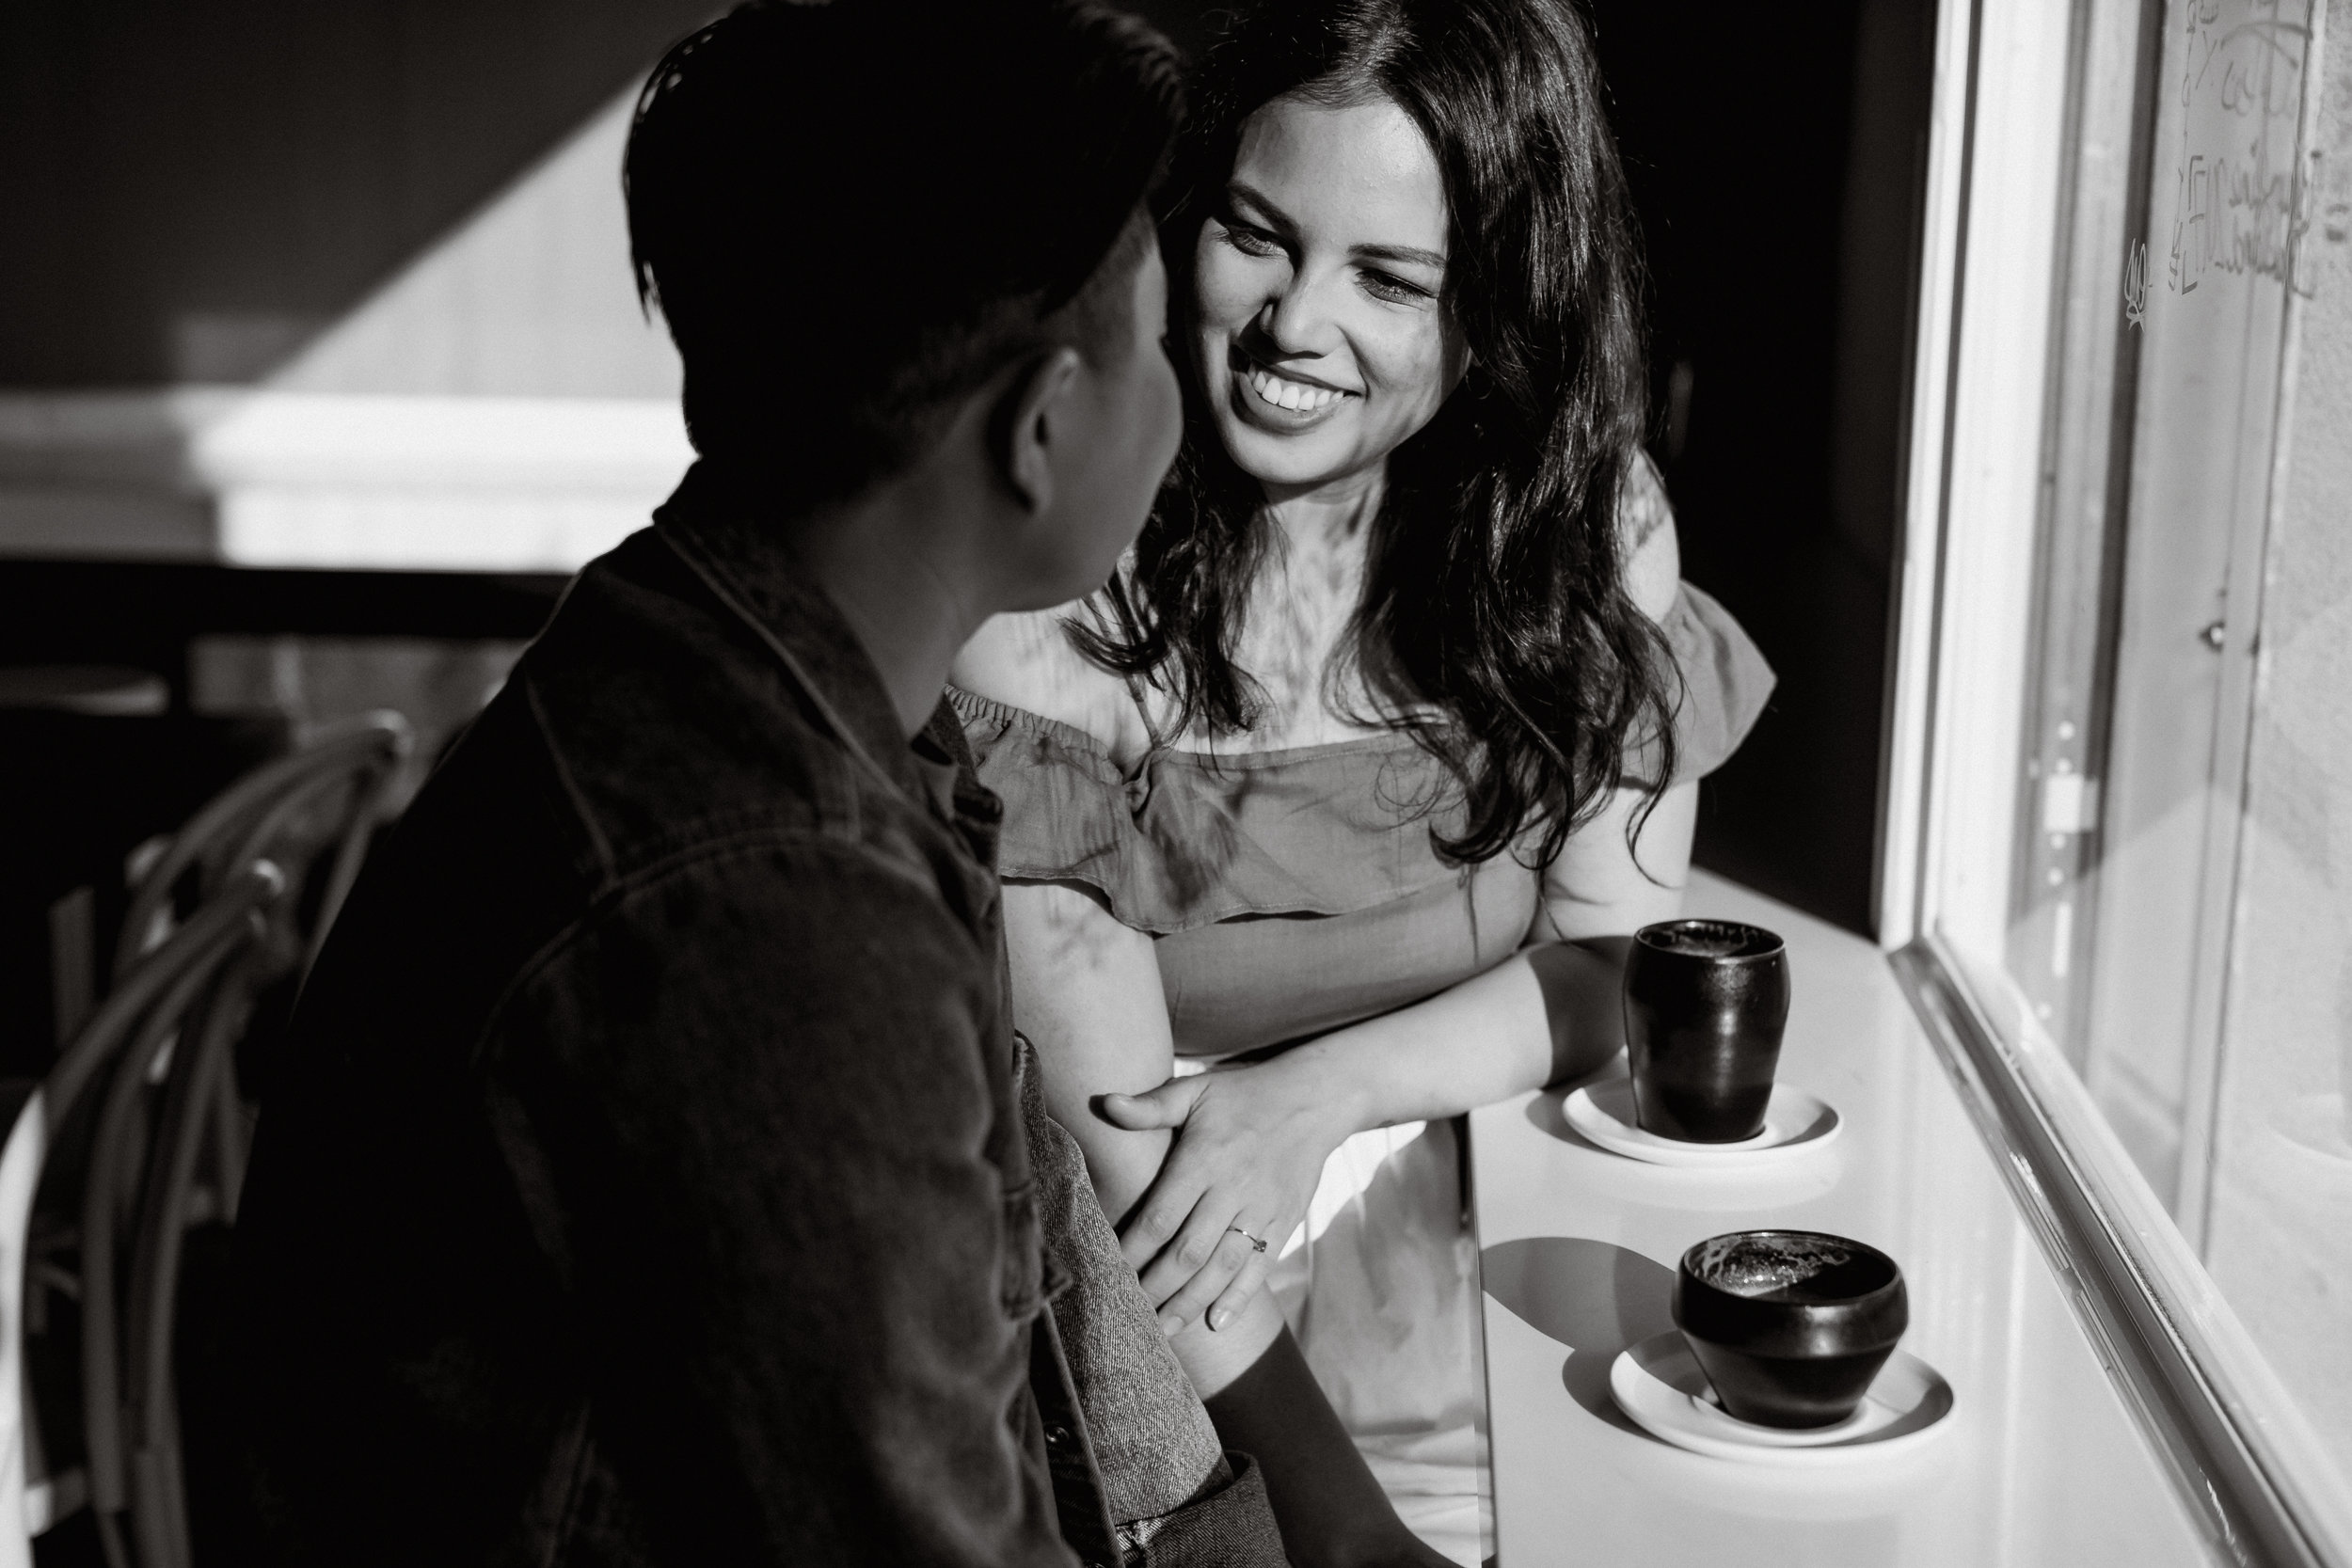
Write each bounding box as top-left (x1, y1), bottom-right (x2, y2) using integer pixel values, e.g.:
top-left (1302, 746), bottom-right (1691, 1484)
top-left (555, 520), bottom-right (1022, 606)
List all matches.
top-left (1618, 449), bottom-right (1683, 623)
top-left (950, 600), bottom-right (1154, 762)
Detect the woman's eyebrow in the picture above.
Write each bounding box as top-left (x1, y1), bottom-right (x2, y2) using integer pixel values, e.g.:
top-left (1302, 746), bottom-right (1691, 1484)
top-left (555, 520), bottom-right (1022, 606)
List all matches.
top-left (1225, 181), bottom-right (1293, 231)
top-left (1352, 241), bottom-right (1447, 271)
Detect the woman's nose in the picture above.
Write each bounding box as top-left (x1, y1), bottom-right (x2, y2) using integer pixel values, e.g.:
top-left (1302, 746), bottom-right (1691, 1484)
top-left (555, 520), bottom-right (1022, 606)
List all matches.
top-left (1259, 269), bottom-right (1338, 356)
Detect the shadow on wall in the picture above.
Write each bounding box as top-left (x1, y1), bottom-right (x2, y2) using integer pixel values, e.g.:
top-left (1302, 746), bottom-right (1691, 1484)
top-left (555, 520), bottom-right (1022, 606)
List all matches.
top-left (0, 0), bottom-right (721, 388)
top-left (0, 4), bottom-right (707, 567)
top-left (0, 0), bottom-right (1202, 568)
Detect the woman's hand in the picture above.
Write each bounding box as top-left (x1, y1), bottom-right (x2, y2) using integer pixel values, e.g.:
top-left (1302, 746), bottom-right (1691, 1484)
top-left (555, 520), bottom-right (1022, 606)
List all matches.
top-left (1100, 1049), bottom-right (1366, 1336)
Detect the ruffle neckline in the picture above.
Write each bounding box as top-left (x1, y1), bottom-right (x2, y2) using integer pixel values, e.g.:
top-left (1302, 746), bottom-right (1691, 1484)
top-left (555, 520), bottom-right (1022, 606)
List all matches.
top-left (952, 582), bottom-right (1773, 935)
top-left (950, 688), bottom-right (1464, 933)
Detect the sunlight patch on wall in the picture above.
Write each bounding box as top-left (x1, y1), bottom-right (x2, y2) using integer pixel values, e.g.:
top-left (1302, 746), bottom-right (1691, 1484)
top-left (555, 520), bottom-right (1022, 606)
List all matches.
top-left (1, 87), bottom-right (694, 570)
top-left (266, 88), bottom-right (681, 402)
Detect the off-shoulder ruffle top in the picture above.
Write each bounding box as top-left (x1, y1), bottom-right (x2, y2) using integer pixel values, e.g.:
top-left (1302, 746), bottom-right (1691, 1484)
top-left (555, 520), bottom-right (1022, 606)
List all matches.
top-left (953, 582), bottom-right (1773, 1059)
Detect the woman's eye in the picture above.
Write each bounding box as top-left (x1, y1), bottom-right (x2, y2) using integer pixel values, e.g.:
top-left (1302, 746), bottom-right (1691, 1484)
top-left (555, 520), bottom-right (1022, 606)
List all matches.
top-left (1220, 221), bottom-right (1283, 258)
top-left (1361, 270), bottom-right (1433, 306)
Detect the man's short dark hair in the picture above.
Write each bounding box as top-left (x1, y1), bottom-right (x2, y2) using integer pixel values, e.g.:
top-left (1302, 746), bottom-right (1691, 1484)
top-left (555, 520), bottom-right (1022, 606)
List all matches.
top-left (626, 0), bottom-right (1182, 514)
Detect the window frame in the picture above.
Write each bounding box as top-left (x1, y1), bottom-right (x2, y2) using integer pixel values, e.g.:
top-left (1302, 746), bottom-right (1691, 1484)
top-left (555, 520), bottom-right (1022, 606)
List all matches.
top-left (1878, 0), bottom-right (2352, 1562)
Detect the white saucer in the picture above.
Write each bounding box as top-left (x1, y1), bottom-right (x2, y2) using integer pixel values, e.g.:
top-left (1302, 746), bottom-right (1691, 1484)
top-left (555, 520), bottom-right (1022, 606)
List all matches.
top-left (1565, 1077), bottom-right (1840, 1165)
top-left (1609, 1331), bottom-right (1954, 1465)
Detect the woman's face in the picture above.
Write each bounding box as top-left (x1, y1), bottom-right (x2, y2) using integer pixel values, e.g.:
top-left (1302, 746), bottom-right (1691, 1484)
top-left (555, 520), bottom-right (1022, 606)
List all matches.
top-left (1192, 91), bottom-right (1469, 502)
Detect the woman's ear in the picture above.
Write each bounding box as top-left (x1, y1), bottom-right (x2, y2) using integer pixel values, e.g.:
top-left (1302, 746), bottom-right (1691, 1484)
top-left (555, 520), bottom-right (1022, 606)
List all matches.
top-left (990, 345), bottom-right (1085, 515)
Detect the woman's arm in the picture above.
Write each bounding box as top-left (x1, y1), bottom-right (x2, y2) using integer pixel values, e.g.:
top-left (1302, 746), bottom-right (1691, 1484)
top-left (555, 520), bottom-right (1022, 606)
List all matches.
top-left (1003, 879), bottom-right (1177, 1227)
top-left (967, 597), bottom-right (1328, 1387)
top-left (959, 603), bottom-right (1282, 1337)
top-left (1004, 879), bottom-right (1446, 1568)
top-left (1286, 778), bottom-right (1692, 1112)
top-left (1002, 879), bottom-right (1299, 1377)
top-left (1109, 778), bottom-right (1694, 1329)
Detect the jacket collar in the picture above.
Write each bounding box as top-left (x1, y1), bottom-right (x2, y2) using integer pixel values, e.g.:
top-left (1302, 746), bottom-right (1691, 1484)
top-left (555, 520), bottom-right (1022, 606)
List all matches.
top-left (654, 460), bottom-right (922, 801)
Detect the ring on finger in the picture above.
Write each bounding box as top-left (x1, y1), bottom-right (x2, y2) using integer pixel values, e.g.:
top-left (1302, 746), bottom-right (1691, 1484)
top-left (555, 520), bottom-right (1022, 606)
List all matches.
top-left (1226, 1224), bottom-right (1268, 1254)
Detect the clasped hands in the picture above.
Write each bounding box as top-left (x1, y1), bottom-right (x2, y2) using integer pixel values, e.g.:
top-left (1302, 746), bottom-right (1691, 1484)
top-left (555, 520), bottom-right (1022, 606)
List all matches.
top-left (1101, 1049), bottom-right (1364, 1336)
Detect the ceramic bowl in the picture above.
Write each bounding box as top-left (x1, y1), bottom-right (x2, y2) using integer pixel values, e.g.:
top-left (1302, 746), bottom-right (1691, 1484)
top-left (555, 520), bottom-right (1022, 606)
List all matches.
top-left (1672, 1229), bottom-right (1908, 1428)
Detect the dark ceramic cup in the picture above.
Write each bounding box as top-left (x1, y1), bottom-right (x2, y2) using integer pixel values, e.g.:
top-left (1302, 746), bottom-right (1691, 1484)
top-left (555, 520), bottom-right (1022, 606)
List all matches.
top-left (1673, 1230), bottom-right (1909, 1428)
top-left (1623, 919), bottom-right (1790, 1142)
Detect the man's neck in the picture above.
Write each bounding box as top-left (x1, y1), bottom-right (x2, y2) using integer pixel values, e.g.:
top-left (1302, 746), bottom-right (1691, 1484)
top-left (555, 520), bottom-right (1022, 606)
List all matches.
top-left (790, 480), bottom-right (995, 741)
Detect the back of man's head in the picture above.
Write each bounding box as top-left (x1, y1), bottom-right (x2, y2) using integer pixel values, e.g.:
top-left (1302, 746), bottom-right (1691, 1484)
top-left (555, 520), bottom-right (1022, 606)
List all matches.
top-left (626, 0), bottom-right (1182, 516)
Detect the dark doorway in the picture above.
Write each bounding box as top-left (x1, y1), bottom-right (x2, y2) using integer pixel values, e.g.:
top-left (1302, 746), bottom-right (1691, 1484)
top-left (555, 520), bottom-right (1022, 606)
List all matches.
top-left (1589, 0), bottom-right (1934, 935)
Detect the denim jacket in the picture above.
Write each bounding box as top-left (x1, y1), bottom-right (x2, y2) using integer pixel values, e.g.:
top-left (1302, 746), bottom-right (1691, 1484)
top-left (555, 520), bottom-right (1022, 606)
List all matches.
top-left (230, 467), bottom-right (1286, 1568)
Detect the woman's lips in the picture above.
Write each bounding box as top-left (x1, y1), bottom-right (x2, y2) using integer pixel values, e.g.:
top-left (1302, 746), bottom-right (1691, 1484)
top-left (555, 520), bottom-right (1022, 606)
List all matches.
top-left (1229, 355), bottom-right (1356, 433)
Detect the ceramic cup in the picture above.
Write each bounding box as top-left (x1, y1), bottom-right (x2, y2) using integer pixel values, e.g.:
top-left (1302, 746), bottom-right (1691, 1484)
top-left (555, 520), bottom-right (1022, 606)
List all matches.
top-left (1673, 1229), bottom-right (1909, 1428)
top-left (1623, 919), bottom-right (1790, 1142)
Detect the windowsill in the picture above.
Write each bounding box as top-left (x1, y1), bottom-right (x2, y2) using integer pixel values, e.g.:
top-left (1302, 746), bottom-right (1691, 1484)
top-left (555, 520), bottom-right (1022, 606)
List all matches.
top-left (1470, 871), bottom-right (2203, 1566)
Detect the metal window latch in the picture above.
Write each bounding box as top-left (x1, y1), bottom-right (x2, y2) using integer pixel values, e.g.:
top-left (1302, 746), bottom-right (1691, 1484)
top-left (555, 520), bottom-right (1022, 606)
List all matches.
top-left (2042, 773), bottom-right (2100, 835)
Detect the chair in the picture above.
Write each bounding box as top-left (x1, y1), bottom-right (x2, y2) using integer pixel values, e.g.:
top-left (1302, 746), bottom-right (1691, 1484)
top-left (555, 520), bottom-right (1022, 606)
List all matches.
top-left (103, 711), bottom-right (411, 1354)
top-left (113, 710), bottom-right (412, 988)
top-left (1, 863), bottom-right (285, 1568)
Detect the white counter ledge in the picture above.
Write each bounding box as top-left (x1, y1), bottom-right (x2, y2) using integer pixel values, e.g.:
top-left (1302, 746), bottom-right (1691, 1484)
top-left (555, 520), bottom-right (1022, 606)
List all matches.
top-left (1471, 872), bottom-right (2205, 1567)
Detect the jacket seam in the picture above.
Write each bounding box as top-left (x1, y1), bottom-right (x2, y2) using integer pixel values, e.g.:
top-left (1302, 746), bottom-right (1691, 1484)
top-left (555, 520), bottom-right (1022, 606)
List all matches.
top-left (537, 1396), bottom-right (596, 1568)
top-left (464, 820), bottom-right (984, 1078)
top-left (522, 670), bottom-right (619, 885)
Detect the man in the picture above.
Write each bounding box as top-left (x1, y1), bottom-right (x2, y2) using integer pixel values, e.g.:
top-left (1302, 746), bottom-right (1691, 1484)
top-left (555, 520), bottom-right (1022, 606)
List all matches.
top-left (230, 4), bottom-right (1286, 1562)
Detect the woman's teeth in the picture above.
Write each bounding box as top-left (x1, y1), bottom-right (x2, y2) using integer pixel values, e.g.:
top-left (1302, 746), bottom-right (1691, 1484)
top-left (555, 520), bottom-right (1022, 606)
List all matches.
top-left (1246, 365), bottom-right (1346, 413)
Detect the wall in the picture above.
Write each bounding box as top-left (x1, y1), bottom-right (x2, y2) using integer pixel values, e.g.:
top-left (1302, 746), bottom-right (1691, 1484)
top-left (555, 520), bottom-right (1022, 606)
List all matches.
top-left (0, 0), bottom-right (712, 569)
top-left (0, 115), bottom-right (695, 564)
top-left (0, 2), bottom-right (715, 1064)
top-left (0, 0), bottom-right (713, 387)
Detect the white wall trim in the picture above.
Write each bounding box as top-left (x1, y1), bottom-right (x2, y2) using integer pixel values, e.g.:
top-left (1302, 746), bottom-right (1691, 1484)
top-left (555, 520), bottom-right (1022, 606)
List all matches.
top-left (1877, 0), bottom-right (1981, 950)
top-left (0, 389), bottom-right (692, 572)
top-left (1917, 0), bottom-right (2076, 962)
top-left (1880, 0), bottom-right (2077, 956)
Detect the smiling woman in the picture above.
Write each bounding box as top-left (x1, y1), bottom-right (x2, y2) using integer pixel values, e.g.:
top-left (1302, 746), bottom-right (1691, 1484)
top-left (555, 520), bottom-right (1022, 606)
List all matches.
top-left (1194, 97), bottom-right (1467, 492)
top-left (949, 1), bottom-right (1773, 1561)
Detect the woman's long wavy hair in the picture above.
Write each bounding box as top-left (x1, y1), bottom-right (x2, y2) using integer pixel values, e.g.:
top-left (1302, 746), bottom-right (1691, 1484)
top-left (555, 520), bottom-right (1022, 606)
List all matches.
top-left (1069, 0), bottom-right (1677, 868)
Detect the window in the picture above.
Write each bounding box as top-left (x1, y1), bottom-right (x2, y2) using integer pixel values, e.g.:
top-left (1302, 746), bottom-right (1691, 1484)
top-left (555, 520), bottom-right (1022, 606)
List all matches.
top-left (1886, 0), bottom-right (2352, 1560)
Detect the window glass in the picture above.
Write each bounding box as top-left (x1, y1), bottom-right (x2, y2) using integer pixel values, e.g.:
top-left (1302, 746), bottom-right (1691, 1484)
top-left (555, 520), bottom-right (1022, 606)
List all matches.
top-left (2006, 0), bottom-right (2351, 1485)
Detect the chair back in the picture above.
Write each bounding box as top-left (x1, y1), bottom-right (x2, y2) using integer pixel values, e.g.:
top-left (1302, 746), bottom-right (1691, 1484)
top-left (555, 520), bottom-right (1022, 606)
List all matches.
top-left (3, 863), bottom-right (284, 1568)
top-left (113, 711), bottom-right (411, 986)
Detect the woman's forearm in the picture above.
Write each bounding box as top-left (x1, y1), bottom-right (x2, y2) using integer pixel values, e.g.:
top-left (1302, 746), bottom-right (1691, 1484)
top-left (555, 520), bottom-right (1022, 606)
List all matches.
top-left (1002, 880), bottom-right (1183, 1227)
top-left (1279, 938), bottom-right (1634, 1133)
top-left (1280, 783), bottom-right (1695, 1134)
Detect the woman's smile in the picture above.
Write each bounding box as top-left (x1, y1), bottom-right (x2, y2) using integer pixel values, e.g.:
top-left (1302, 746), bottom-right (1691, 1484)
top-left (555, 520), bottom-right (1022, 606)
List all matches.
top-left (1232, 345), bottom-right (1358, 429)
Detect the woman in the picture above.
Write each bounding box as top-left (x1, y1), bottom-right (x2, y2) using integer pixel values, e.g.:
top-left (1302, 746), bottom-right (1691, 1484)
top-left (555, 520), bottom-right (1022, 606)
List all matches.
top-left (953, 0), bottom-right (1771, 1560)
